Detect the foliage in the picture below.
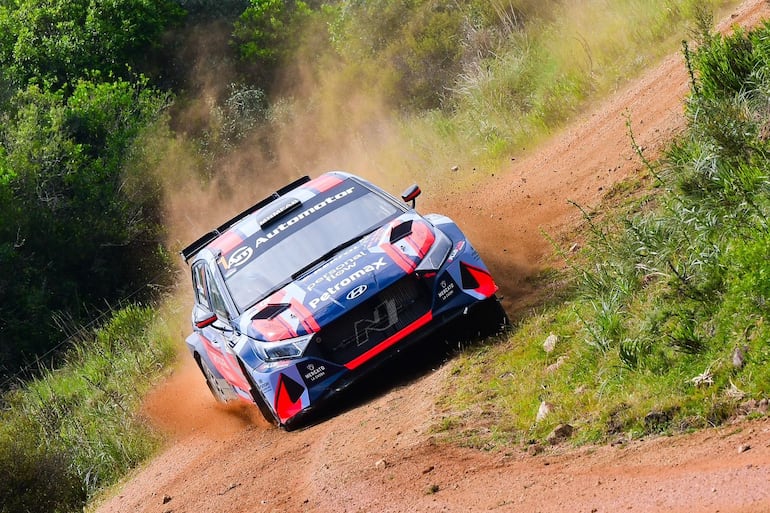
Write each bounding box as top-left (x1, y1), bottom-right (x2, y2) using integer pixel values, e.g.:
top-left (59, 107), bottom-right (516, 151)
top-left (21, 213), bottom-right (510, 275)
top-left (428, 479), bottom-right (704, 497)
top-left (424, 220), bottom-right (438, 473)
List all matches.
top-left (435, 17), bottom-right (770, 447)
top-left (241, 0), bottom-right (734, 179)
top-left (324, 0), bottom-right (486, 110)
top-left (432, 0), bottom-right (731, 163)
top-left (0, 304), bottom-right (178, 512)
top-left (176, 0), bottom-right (250, 20)
top-left (0, 78), bottom-right (173, 381)
top-left (0, 0), bottom-right (185, 90)
top-left (0, 420), bottom-right (86, 513)
top-left (201, 83), bottom-right (268, 158)
top-left (231, 0), bottom-right (311, 82)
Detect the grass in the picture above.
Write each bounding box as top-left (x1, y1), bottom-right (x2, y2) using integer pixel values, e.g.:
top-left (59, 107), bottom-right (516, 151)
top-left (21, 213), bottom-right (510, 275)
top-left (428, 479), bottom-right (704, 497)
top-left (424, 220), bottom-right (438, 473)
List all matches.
top-left (372, 0), bottom-right (738, 177)
top-left (432, 19), bottom-right (770, 450)
top-left (0, 300), bottom-right (181, 513)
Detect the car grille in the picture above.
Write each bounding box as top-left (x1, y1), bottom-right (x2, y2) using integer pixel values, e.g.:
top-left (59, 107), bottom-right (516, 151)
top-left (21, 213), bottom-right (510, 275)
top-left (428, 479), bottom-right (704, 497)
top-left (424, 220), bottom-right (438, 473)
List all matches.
top-left (315, 276), bottom-right (431, 366)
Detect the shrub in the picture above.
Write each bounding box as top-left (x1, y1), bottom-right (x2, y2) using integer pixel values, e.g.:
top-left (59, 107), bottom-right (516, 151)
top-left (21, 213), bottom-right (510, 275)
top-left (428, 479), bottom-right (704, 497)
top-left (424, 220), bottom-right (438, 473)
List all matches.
top-left (0, 422), bottom-right (85, 513)
top-left (0, 0), bottom-right (184, 89)
top-left (0, 78), bottom-right (174, 381)
top-left (0, 304), bottom-right (176, 511)
top-left (575, 19), bottom-right (770, 395)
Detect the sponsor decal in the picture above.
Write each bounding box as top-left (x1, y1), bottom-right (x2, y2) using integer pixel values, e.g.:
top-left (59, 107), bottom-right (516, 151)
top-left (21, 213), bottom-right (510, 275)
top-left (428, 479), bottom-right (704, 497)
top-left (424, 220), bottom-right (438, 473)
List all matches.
top-left (308, 257), bottom-right (387, 309)
top-left (259, 198), bottom-right (301, 226)
top-left (254, 187), bottom-right (356, 249)
top-left (447, 241), bottom-right (466, 263)
top-left (346, 284), bottom-right (368, 301)
top-left (437, 279), bottom-right (456, 302)
top-left (303, 363), bottom-right (327, 383)
top-left (306, 251), bottom-right (366, 291)
top-left (257, 378), bottom-right (271, 394)
top-left (225, 246), bottom-right (253, 269)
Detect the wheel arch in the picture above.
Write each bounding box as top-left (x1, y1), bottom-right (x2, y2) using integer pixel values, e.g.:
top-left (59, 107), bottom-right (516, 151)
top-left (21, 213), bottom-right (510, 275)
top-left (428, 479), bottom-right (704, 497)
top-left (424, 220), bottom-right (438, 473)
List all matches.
top-left (236, 356), bottom-right (280, 426)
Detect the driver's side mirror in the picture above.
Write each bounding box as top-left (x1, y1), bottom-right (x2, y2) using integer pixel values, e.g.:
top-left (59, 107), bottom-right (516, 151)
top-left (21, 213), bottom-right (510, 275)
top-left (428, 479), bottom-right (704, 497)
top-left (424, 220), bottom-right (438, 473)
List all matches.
top-left (401, 184), bottom-right (421, 208)
top-left (193, 305), bottom-right (217, 329)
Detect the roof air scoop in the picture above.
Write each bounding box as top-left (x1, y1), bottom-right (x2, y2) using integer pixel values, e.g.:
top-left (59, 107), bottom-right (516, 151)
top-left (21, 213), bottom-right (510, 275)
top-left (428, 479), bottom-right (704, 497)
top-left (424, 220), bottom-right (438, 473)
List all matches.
top-left (259, 198), bottom-right (302, 227)
top-left (389, 220), bottom-right (413, 244)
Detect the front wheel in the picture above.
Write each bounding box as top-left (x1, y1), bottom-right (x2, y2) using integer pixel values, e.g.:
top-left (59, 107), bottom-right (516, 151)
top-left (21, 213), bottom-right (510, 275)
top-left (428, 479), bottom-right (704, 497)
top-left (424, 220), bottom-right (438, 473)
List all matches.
top-left (235, 357), bottom-right (280, 426)
top-left (460, 296), bottom-right (510, 341)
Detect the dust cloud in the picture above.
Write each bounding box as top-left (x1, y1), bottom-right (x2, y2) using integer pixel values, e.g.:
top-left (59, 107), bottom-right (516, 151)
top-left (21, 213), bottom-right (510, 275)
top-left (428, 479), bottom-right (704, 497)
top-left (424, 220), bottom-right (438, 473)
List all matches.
top-left (159, 22), bottom-right (417, 254)
top-left (145, 18), bottom-right (426, 433)
top-left (144, 12), bottom-right (538, 432)
top-left (141, 354), bottom-right (269, 440)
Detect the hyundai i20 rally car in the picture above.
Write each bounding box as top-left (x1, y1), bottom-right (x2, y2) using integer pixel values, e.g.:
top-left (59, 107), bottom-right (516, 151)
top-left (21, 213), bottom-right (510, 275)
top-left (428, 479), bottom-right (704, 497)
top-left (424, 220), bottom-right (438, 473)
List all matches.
top-left (181, 171), bottom-right (507, 429)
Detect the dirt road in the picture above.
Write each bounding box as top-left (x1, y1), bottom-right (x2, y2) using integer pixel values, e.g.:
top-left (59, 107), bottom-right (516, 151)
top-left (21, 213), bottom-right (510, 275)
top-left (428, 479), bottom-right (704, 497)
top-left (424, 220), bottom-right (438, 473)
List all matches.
top-left (95, 2), bottom-right (770, 512)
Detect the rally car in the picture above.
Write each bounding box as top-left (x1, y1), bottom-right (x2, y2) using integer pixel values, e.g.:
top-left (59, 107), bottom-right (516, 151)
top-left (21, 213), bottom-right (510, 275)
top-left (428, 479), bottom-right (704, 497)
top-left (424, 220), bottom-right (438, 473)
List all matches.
top-left (181, 171), bottom-right (507, 429)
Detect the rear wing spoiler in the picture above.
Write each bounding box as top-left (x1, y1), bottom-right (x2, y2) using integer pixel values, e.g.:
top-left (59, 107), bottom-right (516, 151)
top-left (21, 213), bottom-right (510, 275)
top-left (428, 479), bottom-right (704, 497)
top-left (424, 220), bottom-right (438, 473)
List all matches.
top-left (180, 175), bottom-right (311, 264)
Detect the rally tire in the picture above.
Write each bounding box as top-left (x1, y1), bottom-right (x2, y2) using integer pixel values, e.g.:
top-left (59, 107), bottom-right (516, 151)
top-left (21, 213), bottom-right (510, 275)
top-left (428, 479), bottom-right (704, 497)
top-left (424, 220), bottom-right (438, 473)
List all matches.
top-left (252, 385), bottom-right (280, 427)
top-left (462, 296), bottom-right (510, 341)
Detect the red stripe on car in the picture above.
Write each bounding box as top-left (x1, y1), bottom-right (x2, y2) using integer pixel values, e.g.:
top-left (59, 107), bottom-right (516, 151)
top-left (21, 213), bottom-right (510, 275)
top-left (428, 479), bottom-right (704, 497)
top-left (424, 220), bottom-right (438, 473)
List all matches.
top-left (404, 222), bottom-right (435, 258)
top-left (200, 334), bottom-right (251, 391)
top-left (303, 174), bottom-right (344, 193)
top-left (380, 241), bottom-right (415, 272)
top-left (209, 230), bottom-right (244, 255)
top-left (344, 312), bottom-right (433, 370)
top-left (289, 298), bottom-right (321, 333)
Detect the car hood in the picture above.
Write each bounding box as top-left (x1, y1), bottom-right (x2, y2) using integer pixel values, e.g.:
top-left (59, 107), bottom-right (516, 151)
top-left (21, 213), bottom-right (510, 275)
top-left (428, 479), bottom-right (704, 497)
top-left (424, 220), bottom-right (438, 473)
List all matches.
top-left (241, 213), bottom-right (436, 342)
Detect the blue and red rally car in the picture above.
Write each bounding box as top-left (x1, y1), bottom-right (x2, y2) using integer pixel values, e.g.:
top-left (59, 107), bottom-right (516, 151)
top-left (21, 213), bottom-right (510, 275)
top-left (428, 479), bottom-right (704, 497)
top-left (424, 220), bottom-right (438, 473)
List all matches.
top-left (181, 172), bottom-right (507, 428)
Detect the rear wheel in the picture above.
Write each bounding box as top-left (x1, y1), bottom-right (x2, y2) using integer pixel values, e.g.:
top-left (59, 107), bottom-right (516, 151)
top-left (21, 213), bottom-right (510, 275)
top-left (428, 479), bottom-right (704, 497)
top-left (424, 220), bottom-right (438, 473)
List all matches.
top-left (199, 355), bottom-right (235, 403)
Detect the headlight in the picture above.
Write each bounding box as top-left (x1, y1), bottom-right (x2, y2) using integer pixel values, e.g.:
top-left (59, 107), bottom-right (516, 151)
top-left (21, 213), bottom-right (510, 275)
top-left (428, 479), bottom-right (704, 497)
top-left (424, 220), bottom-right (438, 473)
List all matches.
top-left (415, 229), bottom-right (452, 273)
top-left (253, 334), bottom-right (314, 361)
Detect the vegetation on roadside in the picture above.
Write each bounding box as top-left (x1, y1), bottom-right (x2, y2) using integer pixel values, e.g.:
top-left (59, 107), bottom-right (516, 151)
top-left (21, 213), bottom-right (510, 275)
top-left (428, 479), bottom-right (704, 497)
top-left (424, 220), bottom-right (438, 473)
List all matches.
top-left (0, 303), bottom-right (179, 513)
top-left (435, 19), bottom-right (770, 448)
top-left (221, 0), bottom-right (737, 181)
top-left (0, 0), bottom-right (183, 382)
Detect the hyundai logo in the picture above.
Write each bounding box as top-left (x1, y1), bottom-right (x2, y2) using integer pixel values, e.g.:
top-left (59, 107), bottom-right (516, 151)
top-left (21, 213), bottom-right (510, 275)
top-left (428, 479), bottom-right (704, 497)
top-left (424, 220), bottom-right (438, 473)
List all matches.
top-left (346, 284), bottom-right (368, 300)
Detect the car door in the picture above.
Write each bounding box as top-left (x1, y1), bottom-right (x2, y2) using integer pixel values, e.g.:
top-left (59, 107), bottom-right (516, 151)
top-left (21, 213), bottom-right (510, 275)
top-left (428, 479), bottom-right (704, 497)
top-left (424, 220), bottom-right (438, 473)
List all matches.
top-left (191, 260), bottom-right (251, 393)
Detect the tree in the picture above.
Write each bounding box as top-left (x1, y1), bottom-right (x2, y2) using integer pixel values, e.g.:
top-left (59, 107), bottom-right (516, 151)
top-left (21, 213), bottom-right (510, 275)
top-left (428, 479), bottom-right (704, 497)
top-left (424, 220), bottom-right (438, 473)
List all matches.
top-left (0, 78), bottom-right (172, 381)
top-left (231, 0), bottom-right (311, 82)
top-left (0, 0), bottom-right (184, 89)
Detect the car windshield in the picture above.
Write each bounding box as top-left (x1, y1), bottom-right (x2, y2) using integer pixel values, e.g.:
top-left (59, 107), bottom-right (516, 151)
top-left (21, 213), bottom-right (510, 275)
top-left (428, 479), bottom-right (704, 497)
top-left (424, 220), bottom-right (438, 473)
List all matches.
top-left (220, 183), bottom-right (401, 311)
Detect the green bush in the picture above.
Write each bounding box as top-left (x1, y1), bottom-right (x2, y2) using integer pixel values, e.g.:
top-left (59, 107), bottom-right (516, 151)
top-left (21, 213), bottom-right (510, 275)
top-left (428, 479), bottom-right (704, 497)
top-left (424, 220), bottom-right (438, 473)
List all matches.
top-left (575, 19), bottom-right (770, 409)
top-left (693, 21), bottom-right (770, 100)
top-left (0, 421), bottom-right (85, 513)
top-left (232, 0), bottom-right (311, 83)
top-left (324, 0), bottom-right (491, 110)
top-left (0, 78), bottom-right (174, 381)
top-left (0, 0), bottom-right (184, 89)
